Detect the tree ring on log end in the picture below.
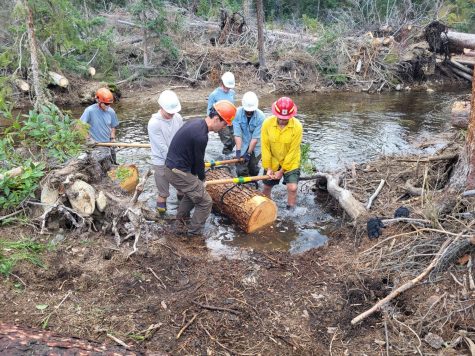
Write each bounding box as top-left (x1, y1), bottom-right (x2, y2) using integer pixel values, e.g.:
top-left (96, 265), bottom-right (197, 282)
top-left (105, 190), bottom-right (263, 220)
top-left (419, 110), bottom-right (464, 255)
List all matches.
top-left (245, 196), bottom-right (277, 233)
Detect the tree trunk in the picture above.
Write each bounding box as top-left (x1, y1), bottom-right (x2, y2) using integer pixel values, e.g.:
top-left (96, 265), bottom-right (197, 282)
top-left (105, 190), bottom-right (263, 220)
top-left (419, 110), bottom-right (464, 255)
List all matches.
top-left (24, 0), bottom-right (45, 108)
top-left (256, 0), bottom-right (267, 80)
top-left (143, 27), bottom-right (149, 67)
top-left (448, 30), bottom-right (475, 53)
top-left (449, 70), bottom-right (475, 190)
top-left (48, 71), bottom-right (69, 87)
top-left (205, 170), bottom-right (277, 233)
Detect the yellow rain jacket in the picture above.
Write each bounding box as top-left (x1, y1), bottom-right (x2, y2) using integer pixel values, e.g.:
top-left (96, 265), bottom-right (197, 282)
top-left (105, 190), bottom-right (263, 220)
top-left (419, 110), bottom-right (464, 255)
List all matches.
top-left (261, 116), bottom-right (303, 173)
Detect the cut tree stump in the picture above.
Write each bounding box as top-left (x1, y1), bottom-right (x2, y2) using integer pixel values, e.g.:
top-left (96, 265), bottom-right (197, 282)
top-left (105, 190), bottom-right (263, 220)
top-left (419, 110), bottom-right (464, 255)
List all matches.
top-left (206, 170), bottom-right (277, 233)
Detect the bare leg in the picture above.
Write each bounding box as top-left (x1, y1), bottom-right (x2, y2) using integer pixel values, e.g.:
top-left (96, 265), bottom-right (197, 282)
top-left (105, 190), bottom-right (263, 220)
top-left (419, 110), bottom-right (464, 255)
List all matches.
top-left (262, 184), bottom-right (273, 198)
top-left (286, 183), bottom-right (298, 207)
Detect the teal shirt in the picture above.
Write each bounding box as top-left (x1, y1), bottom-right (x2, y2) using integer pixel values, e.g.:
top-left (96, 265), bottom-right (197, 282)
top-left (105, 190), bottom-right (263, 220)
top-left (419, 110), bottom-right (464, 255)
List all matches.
top-left (80, 104), bottom-right (119, 142)
top-left (232, 107), bottom-right (265, 156)
top-left (207, 87), bottom-right (235, 115)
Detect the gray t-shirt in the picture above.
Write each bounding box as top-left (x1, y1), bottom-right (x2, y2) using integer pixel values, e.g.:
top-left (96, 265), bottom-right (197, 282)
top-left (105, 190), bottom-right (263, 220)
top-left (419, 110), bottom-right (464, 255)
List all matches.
top-left (148, 111), bottom-right (183, 165)
top-left (80, 104), bottom-right (119, 142)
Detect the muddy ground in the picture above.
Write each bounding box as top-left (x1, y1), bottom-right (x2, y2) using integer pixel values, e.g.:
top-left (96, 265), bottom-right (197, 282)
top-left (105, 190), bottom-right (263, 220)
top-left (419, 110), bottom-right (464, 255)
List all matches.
top-left (1, 141), bottom-right (474, 355)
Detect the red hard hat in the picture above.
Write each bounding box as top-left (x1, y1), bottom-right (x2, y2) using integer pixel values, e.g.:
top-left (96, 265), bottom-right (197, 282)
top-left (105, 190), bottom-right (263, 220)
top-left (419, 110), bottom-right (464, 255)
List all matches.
top-left (96, 88), bottom-right (114, 104)
top-left (272, 97), bottom-right (297, 120)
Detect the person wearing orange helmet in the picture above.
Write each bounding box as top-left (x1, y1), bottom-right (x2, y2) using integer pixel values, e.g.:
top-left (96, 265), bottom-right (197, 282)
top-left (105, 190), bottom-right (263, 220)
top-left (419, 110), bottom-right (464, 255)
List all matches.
top-left (261, 97), bottom-right (303, 210)
top-left (80, 88), bottom-right (119, 143)
top-left (164, 100), bottom-right (237, 236)
top-left (80, 87), bottom-right (120, 164)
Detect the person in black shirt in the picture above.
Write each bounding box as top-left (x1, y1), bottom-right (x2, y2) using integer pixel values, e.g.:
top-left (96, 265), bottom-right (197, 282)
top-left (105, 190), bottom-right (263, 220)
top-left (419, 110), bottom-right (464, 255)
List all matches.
top-left (165, 100), bottom-right (237, 236)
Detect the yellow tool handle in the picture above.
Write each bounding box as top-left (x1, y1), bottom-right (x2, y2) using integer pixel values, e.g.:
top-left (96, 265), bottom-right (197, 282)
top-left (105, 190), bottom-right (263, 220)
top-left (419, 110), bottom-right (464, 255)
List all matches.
top-left (205, 175), bottom-right (270, 186)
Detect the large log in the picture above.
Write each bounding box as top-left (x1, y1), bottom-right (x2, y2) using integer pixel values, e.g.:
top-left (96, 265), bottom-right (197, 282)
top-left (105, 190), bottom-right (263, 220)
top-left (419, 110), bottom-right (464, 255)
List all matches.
top-left (451, 100), bottom-right (471, 129)
top-left (447, 30), bottom-right (475, 53)
top-left (205, 170), bottom-right (277, 233)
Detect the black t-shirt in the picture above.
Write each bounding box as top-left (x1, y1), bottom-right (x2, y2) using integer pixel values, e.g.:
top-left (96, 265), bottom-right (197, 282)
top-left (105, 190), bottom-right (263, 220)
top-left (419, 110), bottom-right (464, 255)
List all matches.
top-left (165, 119), bottom-right (208, 180)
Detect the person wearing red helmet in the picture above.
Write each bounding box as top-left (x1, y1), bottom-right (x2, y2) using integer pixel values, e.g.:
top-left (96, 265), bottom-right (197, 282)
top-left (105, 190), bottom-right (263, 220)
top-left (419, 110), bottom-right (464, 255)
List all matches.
top-left (165, 100), bottom-right (237, 236)
top-left (261, 97), bottom-right (303, 210)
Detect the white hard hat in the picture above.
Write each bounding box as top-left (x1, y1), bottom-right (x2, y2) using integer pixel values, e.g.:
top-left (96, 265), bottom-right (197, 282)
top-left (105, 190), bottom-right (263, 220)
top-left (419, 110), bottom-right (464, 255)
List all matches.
top-left (242, 91), bottom-right (259, 112)
top-left (158, 90), bottom-right (181, 114)
top-left (221, 72), bottom-right (235, 89)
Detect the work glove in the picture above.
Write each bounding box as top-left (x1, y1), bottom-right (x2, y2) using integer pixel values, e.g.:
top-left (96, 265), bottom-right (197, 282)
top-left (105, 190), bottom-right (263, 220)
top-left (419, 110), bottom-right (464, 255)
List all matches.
top-left (235, 149), bottom-right (241, 159)
top-left (242, 152), bottom-right (251, 162)
top-left (367, 217), bottom-right (384, 240)
top-left (394, 206), bottom-right (410, 218)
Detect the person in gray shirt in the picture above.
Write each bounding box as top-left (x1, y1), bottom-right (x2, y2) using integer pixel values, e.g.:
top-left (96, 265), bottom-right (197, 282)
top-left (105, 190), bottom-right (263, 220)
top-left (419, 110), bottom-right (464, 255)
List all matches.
top-left (148, 90), bottom-right (184, 214)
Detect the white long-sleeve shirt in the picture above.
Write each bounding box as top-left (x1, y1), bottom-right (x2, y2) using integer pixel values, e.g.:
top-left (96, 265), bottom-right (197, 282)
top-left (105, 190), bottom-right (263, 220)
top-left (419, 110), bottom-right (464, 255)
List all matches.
top-left (148, 111), bottom-right (183, 165)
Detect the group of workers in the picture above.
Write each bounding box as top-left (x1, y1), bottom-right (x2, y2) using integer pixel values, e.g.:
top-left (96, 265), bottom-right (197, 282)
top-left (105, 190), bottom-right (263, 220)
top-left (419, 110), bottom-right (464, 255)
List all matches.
top-left (81, 72), bottom-right (303, 237)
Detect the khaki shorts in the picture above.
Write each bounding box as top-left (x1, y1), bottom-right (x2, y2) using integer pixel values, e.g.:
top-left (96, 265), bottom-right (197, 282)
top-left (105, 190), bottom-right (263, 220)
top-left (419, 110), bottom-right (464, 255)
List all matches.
top-left (263, 169), bottom-right (300, 186)
top-left (153, 165), bottom-right (170, 198)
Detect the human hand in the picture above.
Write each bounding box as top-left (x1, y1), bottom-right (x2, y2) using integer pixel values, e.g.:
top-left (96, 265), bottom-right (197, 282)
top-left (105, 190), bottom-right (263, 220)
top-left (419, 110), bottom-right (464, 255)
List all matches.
top-left (234, 149), bottom-right (241, 159)
top-left (242, 152), bottom-right (251, 162)
top-left (274, 170), bottom-right (284, 180)
top-left (266, 169), bottom-right (275, 179)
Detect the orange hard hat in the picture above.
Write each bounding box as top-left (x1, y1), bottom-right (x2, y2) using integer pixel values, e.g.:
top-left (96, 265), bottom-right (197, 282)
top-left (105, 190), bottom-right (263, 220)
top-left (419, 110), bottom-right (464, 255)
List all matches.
top-left (213, 100), bottom-right (237, 126)
top-left (96, 88), bottom-right (114, 104)
top-left (272, 97), bottom-right (297, 120)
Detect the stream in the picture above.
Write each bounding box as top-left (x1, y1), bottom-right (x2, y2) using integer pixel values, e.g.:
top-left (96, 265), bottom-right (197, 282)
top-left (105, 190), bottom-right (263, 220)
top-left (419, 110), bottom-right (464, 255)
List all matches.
top-left (70, 87), bottom-right (467, 257)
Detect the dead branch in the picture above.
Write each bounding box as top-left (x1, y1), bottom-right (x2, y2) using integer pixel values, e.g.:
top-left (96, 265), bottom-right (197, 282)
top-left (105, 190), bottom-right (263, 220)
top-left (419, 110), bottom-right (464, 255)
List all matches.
top-left (351, 236), bottom-right (454, 325)
top-left (366, 179), bottom-right (385, 209)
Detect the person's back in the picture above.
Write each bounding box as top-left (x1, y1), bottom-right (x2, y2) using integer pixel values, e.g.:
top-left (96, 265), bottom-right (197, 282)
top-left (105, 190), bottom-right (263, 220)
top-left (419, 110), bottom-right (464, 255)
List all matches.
top-left (148, 111), bottom-right (183, 165)
top-left (166, 119), bottom-right (209, 180)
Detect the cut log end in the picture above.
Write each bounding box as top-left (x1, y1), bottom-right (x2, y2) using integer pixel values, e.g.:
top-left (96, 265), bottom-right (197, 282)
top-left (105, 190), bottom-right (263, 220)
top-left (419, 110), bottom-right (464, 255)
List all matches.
top-left (245, 196), bottom-right (277, 233)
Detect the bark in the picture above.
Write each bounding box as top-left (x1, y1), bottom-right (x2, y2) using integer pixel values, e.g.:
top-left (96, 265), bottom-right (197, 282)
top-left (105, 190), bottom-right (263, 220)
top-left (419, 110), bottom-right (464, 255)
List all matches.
top-left (256, 0), bottom-right (266, 80)
top-left (0, 322), bottom-right (137, 354)
top-left (449, 70), bottom-right (475, 190)
top-left (24, 1), bottom-right (45, 108)
top-left (205, 170), bottom-right (277, 233)
top-left (447, 30), bottom-right (475, 53)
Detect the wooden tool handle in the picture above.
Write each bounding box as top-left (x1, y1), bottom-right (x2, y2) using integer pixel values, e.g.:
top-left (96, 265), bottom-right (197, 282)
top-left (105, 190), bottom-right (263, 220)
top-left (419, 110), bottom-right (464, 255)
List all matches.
top-left (205, 175), bottom-right (270, 186)
top-left (205, 158), bottom-right (243, 167)
top-left (95, 142), bottom-right (151, 148)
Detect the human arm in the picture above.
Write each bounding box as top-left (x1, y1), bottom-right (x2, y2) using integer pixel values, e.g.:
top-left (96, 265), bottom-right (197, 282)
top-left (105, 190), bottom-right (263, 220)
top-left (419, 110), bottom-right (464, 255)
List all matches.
top-left (193, 136), bottom-right (207, 181)
top-left (206, 92), bottom-right (215, 116)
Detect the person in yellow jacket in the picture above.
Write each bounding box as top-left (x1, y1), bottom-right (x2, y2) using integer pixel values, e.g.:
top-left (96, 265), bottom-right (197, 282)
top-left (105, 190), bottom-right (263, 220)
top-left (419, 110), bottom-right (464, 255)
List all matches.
top-left (261, 97), bottom-right (303, 210)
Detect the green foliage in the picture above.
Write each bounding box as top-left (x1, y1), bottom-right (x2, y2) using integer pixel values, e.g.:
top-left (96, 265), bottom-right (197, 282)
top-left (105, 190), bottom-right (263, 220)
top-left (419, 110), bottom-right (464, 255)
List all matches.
top-left (0, 238), bottom-right (47, 276)
top-left (0, 161), bottom-right (45, 210)
top-left (300, 143), bottom-right (315, 174)
top-left (20, 105), bottom-right (86, 161)
top-left (445, 0), bottom-right (475, 32)
top-left (302, 15), bottom-right (320, 33)
top-left (115, 166), bottom-right (132, 182)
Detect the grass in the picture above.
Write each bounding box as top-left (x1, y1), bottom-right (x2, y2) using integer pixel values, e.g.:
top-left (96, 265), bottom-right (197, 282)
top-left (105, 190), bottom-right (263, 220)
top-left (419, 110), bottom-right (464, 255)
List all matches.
top-left (0, 238), bottom-right (47, 277)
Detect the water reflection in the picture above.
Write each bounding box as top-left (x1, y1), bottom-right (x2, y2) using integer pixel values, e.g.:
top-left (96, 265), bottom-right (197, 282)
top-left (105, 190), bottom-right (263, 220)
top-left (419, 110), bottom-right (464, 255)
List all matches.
top-left (68, 88), bottom-right (465, 255)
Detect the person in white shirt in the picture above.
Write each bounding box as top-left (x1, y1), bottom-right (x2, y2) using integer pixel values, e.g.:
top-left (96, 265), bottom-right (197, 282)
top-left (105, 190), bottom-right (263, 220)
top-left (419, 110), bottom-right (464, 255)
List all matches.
top-left (148, 90), bottom-right (183, 214)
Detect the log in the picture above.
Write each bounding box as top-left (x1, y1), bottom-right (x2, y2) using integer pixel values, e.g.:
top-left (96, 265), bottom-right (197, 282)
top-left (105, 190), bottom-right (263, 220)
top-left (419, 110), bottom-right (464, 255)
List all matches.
top-left (447, 30), bottom-right (475, 53)
top-left (0, 322), bottom-right (133, 354)
top-left (450, 66), bottom-right (473, 82)
top-left (449, 60), bottom-right (473, 76)
top-left (88, 67), bottom-right (96, 77)
top-left (48, 71), bottom-right (69, 88)
top-left (14, 78), bottom-right (30, 92)
top-left (205, 170), bottom-right (277, 233)
top-left (451, 100), bottom-right (471, 129)
top-left (65, 179), bottom-right (96, 216)
top-left (315, 172), bottom-right (367, 220)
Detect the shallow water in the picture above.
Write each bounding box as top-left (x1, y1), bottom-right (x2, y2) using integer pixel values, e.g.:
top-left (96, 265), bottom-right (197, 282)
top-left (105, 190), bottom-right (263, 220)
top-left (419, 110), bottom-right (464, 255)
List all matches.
top-left (70, 87), bottom-right (467, 255)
